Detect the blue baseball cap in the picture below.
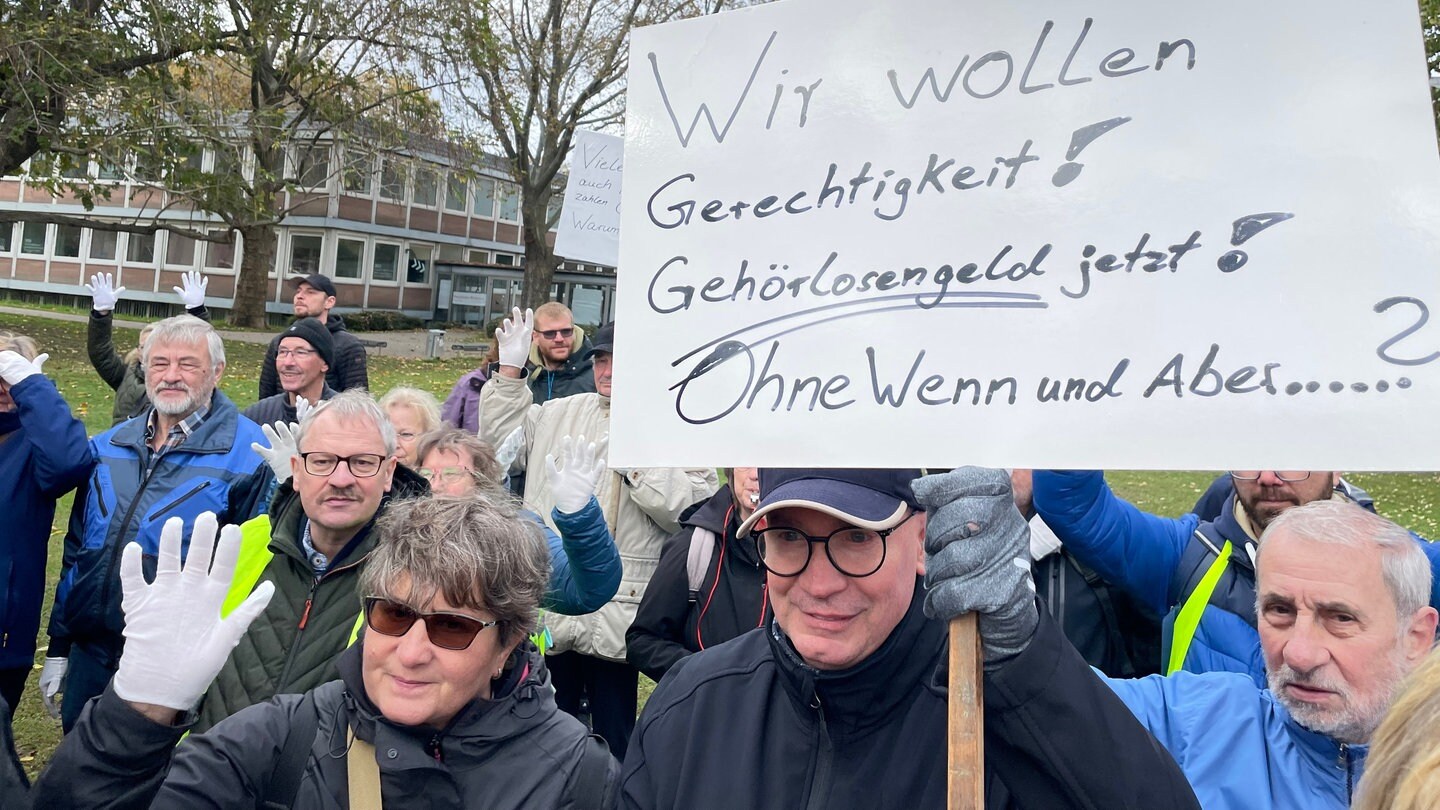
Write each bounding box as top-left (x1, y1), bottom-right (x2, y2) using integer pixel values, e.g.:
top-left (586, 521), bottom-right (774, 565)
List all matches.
top-left (736, 468), bottom-right (924, 536)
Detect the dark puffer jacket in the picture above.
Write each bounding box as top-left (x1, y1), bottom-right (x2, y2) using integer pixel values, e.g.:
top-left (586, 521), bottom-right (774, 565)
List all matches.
top-left (32, 643), bottom-right (619, 810)
top-left (259, 314), bottom-right (369, 398)
top-left (621, 585), bottom-right (1199, 810)
top-left (626, 490), bottom-right (767, 682)
top-left (193, 466), bottom-right (429, 732)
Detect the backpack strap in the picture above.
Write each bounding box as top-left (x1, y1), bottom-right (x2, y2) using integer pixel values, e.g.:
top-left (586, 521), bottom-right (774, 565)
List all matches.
top-left (565, 734), bottom-right (615, 810)
top-left (261, 691), bottom-right (320, 810)
top-left (1066, 552), bottom-right (1135, 678)
top-left (347, 728), bottom-right (383, 810)
top-left (685, 527), bottom-right (716, 602)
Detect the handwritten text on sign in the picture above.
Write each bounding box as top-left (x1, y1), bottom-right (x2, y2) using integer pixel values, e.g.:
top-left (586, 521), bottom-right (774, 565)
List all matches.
top-left (609, 0), bottom-right (1440, 470)
top-left (555, 130), bottom-right (625, 267)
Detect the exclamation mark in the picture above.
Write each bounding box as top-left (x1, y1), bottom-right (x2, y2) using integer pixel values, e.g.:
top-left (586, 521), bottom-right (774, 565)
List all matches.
top-left (1216, 212), bottom-right (1294, 272)
top-left (1051, 117), bottom-right (1132, 187)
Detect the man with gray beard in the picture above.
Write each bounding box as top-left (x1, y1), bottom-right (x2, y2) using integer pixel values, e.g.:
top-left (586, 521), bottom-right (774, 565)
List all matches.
top-left (45, 315), bottom-right (269, 732)
top-left (929, 497), bottom-right (1437, 809)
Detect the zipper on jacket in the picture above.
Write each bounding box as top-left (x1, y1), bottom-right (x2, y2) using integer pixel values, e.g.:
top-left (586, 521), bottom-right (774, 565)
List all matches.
top-left (803, 694), bottom-right (833, 810)
top-left (274, 555), bottom-right (370, 691)
top-left (145, 480), bottom-right (211, 523)
top-left (92, 469), bottom-right (110, 518)
top-left (426, 732), bottom-right (444, 762)
top-left (1338, 743), bottom-right (1353, 801)
top-left (97, 462), bottom-right (165, 621)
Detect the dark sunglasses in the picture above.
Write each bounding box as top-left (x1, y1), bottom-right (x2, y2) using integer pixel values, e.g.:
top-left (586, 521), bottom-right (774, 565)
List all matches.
top-left (537, 327), bottom-right (573, 340)
top-left (363, 597), bottom-right (497, 650)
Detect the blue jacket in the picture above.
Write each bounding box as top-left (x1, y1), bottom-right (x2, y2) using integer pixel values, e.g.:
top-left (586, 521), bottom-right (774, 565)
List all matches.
top-left (0, 376), bottom-right (90, 669)
top-left (1033, 470), bottom-right (1440, 687)
top-left (50, 391), bottom-right (268, 651)
top-left (544, 497), bottom-right (622, 614)
top-left (1105, 670), bottom-right (1365, 809)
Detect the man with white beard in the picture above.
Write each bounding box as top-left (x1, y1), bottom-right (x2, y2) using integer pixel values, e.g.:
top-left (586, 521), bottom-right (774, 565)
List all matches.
top-left (928, 497), bottom-right (1437, 809)
top-left (44, 315), bottom-right (269, 732)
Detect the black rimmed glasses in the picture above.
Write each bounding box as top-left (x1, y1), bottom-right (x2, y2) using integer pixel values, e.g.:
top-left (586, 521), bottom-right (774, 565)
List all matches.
top-left (299, 451), bottom-right (386, 477)
top-left (754, 512), bottom-right (916, 578)
top-left (363, 597), bottom-right (497, 650)
top-left (1230, 471), bottom-right (1311, 482)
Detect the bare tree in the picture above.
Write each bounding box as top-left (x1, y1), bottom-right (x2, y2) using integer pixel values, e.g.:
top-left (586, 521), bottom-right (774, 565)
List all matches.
top-left (434, 0), bottom-right (732, 310)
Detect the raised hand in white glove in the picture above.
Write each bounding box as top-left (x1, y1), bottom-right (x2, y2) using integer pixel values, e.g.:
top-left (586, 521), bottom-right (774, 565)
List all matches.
top-left (294, 395), bottom-right (315, 423)
top-left (112, 513), bottom-right (275, 714)
top-left (495, 306), bottom-right (534, 370)
top-left (39, 657), bottom-right (67, 719)
top-left (0, 350), bottom-right (48, 387)
top-left (495, 425), bottom-right (525, 472)
top-left (173, 270), bottom-right (208, 309)
top-left (85, 272), bottom-right (126, 314)
top-left (251, 421), bottom-right (300, 484)
top-left (546, 434), bottom-right (607, 514)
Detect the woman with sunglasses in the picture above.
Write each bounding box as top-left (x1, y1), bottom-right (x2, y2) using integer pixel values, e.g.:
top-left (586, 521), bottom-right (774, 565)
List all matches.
top-left (27, 499), bottom-right (619, 810)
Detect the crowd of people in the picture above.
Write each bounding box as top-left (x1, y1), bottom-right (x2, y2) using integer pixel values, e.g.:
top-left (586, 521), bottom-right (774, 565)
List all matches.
top-left (0, 271), bottom-right (1439, 808)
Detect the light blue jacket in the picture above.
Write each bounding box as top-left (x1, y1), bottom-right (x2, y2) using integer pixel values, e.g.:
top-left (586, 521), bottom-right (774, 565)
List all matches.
top-left (1105, 671), bottom-right (1364, 809)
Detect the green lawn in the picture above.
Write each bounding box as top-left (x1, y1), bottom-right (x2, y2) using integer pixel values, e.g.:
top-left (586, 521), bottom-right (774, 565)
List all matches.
top-left (5, 311), bottom-right (1440, 776)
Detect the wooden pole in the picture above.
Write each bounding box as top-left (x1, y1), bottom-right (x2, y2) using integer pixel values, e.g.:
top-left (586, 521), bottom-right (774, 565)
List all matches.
top-left (948, 612), bottom-right (984, 810)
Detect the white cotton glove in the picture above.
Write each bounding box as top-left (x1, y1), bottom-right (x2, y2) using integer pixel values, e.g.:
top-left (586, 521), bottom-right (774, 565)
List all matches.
top-left (85, 272), bottom-right (125, 314)
top-left (251, 421), bottom-right (300, 484)
top-left (112, 513), bottom-right (275, 712)
top-left (495, 307), bottom-right (534, 370)
top-left (39, 657), bottom-right (67, 719)
top-left (0, 350), bottom-right (48, 386)
top-left (173, 270), bottom-right (208, 309)
top-left (495, 425), bottom-right (525, 472)
top-left (294, 395), bottom-right (315, 423)
top-left (546, 434), bottom-right (607, 514)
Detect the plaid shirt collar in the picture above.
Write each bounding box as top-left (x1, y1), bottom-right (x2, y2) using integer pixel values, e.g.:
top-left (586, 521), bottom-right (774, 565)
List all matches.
top-left (145, 401), bottom-right (212, 454)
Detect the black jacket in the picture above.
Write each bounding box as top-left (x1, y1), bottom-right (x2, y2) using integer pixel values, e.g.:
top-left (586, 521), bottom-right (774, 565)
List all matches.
top-left (626, 491), bottom-right (767, 681)
top-left (241, 385), bottom-right (339, 427)
top-left (259, 314), bottom-right (368, 398)
top-left (31, 643), bottom-right (619, 810)
top-left (620, 585), bottom-right (1199, 810)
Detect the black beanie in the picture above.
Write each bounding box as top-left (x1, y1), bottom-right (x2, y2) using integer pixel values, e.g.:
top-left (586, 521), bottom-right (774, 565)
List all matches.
top-left (281, 317), bottom-right (335, 368)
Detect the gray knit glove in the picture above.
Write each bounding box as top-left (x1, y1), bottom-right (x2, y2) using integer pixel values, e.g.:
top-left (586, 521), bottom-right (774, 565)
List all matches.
top-left (912, 467), bottom-right (1038, 668)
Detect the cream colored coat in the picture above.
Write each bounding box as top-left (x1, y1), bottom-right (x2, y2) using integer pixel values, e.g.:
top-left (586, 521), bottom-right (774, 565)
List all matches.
top-left (481, 373), bottom-right (718, 661)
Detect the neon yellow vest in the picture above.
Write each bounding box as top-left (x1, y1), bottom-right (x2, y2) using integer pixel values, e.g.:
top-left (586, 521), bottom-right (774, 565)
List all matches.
top-left (225, 514), bottom-right (364, 646)
top-left (1165, 540), bottom-right (1233, 675)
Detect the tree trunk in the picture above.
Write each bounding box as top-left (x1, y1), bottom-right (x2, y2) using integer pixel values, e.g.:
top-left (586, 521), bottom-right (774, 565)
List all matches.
top-left (231, 221), bottom-right (275, 327)
top-left (521, 193), bottom-right (558, 310)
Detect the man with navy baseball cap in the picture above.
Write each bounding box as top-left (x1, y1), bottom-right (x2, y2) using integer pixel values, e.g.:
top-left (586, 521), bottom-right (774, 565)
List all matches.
top-left (620, 467), bottom-right (1198, 810)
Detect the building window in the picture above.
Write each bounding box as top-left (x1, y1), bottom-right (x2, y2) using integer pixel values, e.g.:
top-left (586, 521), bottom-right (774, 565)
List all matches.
top-left (437, 244), bottom-right (464, 262)
top-left (472, 177), bottom-right (495, 218)
top-left (335, 237), bottom-right (364, 279)
top-left (96, 160), bottom-right (123, 181)
top-left (52, 224), bottom-right (82, 257)
top-left (294, 144), bottom-right (330, 189)
top-left (342, 150), bottom-right (372, 194)
top-left (413, 165), bottom-right (438, 207)
top-left (89, 229), bottom-right (119, 260)
top-left (0, 223), bottom-right (12, 253)
top-left (372, 242), bottom-right (399, 282)
top-left (126, 233), bottom-right (155, 263)
top-left (289, 234), bottom-right (323, 275)
top-left (165, 232), bottom-right (196, 267)
top-left (467, 249), bottom-right (488, 264)
top-left (445, 176), bottom-right (467, 211)
top-left (61, 158), bottom-right (90, 180)
top-left (20, 222), bottom-right (46, 254)
top-left (211, 146), bottom-right (243, 181)
top-left (378, 157), bottom-right (405, 201)
top-left (406, 246), bottom-right (430, 283)
top-left (132, 151), bottom-right (162, 184)
top-left (205, 230), bottom-right (236, 270)
top-left (493, 252), bottom-right (517, 266)
top-left (498, 183), bottom-right (520, 222)
top-left (176, 143), bottom-right (204, 174)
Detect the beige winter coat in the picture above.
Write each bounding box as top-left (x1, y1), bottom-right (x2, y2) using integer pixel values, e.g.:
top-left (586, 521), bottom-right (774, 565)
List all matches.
top-left (481, 373), bottom-right (718, 661)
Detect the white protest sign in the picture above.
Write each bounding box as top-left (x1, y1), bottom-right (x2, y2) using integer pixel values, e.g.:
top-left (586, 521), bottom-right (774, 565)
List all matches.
top-left (610, 0), bottom-right (1440, 470)
top-left (554, 130), bottom-right (625, 266)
